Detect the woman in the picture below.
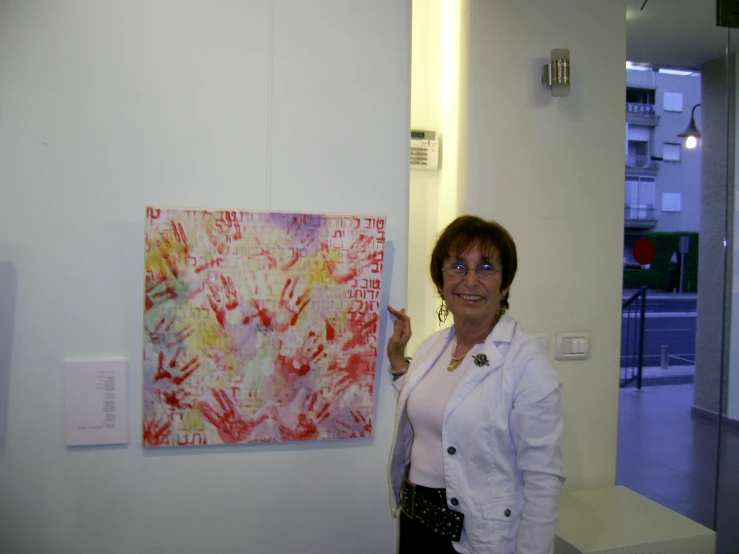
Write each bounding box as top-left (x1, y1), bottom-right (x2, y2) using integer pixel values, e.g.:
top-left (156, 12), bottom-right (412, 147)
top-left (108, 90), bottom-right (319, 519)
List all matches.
top-left (387, 215), bottom-right (564, 554)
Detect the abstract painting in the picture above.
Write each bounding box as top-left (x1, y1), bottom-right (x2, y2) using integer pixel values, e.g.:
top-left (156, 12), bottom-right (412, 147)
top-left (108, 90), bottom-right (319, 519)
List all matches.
top-left (142, 207), bottom-right (385, 447)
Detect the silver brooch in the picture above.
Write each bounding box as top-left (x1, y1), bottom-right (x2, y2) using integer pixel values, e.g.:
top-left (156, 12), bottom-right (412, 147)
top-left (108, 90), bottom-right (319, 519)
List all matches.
top-left (472, 353), bottom-right (489, 367)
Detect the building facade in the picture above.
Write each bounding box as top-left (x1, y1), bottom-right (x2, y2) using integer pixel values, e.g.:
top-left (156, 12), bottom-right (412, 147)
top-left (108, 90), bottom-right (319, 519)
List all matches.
top-left (624, 67), bottom-right (701, 264)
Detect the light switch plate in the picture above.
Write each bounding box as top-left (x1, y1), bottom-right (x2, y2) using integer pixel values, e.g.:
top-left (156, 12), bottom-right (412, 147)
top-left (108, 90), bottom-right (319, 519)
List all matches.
top-left (555, 332), bottom-right (591, 361)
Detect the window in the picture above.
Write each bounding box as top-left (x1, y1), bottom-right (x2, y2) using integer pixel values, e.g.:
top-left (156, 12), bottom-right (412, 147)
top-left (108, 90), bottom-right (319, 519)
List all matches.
top-left (663, 142), bottom-right (682, 162)
top-left (627, 140), bottom-right (650, 167)
top-left (627, 125), bottom-right (651, 141)
top-left (626, 87), bottom-right (656, 105)
top-left (625, 176), bottom-right (656, 219)
top-left (626, 125), bottom-right (654, 167)
top-left (663, 92), bottom-right (684, 112)
top-left (662, 192), bottom-right (682, 212)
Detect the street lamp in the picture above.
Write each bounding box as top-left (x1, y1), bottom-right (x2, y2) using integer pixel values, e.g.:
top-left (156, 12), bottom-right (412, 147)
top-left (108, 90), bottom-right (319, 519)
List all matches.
top-left (677, 103), bottom-right (701, 149)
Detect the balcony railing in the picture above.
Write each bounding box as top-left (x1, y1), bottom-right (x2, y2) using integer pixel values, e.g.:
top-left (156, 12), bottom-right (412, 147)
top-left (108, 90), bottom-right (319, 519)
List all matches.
top-left (626, 102), bottom-right (659, 125)
top-left (626, 154), bottom-right (660, 174)
top-left (624, 204), bottom-right (658, 228)
top-left (626, 102), bottom-right (656, 115)
top-left (629, 154), bottom-right (650, 167)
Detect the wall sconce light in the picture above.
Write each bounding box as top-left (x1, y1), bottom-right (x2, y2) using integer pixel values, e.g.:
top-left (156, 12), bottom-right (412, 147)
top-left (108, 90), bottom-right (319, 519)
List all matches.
top-left (677, 103), bottom-right (701, 149)
top-left (542, 48), bottom-right (570, 97)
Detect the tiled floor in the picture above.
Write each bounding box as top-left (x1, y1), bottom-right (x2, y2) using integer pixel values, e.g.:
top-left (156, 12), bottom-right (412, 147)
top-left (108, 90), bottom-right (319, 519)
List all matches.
top-left (617, 384), bottom-right (739, 551)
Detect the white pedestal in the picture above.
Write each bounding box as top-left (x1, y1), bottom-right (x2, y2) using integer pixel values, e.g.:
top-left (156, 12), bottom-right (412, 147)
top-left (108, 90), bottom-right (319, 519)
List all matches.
top-left (555, 486), bottom-right (715, 554)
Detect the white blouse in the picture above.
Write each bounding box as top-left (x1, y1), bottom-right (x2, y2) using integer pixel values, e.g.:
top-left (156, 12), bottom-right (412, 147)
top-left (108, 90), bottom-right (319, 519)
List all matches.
top-left (407, 336), bottom-right (481, 489)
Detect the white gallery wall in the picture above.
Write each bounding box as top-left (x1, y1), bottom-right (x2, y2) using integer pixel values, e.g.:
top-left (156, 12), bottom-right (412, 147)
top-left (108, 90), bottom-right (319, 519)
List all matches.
top-left (408, 0), bottom-right (626, 490)
top-left (0, 1), bottom-right (410, 553)
top-left (463, 0), bottom-right (626, 489)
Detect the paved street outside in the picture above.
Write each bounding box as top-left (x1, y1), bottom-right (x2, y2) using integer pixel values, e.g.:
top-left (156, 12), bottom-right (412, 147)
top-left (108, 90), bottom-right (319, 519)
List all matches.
top-left (621, 291), bottom-right (698, 387)
top-left (622, 291), bottom-right (697, 368)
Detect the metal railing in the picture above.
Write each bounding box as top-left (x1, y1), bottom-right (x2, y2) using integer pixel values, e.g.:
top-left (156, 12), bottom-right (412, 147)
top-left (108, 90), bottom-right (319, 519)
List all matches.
top-left (621, 286), bottom-right (647, 389)
top-left (624, 205), bottom-right (658, 229)
top-left (635, 154), bottom-right (650, 167)
top-left (625, 103), bottom-right (659, 125)
top-left (626, 102), bottom-right (656, 115)
top-left (624, 204), bottom-right (656, 220)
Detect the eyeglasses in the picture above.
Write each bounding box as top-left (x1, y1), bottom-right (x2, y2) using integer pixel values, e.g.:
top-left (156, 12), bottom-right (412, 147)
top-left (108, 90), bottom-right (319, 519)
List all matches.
top-left (442, 262), bottom-right (502, 280)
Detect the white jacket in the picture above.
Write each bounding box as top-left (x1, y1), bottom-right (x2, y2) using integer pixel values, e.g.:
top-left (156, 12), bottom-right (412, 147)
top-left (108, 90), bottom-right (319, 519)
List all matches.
top-left (388, 313), bottom-right (564, 554)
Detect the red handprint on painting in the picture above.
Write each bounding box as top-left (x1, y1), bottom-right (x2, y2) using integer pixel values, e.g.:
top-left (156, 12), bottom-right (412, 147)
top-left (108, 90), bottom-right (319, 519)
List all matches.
top-left (157, 388), bottom-right (194, 411)
top-left (216, 211), bottom-right (243, 240)
top-left (153, 221), bottom-right (190, 278)
top-left (144, 222), bottom-right (192, 310)
top-left (143, 419), bottom-right (172, 446)
top-left (154, 350), bottom-right (201, 385)
top-left (327, 351), bottom-right (375, 398)
top-left (275, 331), bottom-right (327, 378)
top-left (342, 313), bottom-right (379, 351)
top-left (278, 391), bottom-right (331, 442)
top-left (333, 409), bottom-right (373, 439)
top-left (146, 317), bottom-right (193, 347)
top-left (207, 273), bottom-right (239, 328)
top-left (280, 278), bottom-right (311, 327)
top-left (322, 234), bottom-right (382, 284)
top-left (145, 273), bottom-right (184, 311)
top-left (243, 277), bottom-right (311, 332)
top-left (278, 413), bottom-right (319, 442)
top-left (207, 212), bottom-right (243, 255)
top-left (200, 389), bottom-right (274, 444)
top-left (349, 409), bottom-right (372, 435)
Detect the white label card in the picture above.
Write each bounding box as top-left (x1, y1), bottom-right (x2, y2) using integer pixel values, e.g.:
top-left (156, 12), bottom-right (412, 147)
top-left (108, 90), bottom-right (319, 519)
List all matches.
top-left (64, 359), bottom-right (128, 447)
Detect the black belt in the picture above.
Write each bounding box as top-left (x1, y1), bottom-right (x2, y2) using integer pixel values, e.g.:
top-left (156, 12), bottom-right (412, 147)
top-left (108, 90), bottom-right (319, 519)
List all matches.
top-left (400, 473), bottom-right (464, 542)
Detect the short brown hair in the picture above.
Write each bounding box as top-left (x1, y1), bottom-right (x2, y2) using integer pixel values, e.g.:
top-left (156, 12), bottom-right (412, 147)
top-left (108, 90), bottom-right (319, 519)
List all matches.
top-left (429, 215), bottom-right (517, 310)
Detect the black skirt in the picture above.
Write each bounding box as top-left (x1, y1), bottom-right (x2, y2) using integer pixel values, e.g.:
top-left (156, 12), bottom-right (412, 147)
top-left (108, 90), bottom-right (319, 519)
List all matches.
top-left (398, 510), bottom-right (459, 553)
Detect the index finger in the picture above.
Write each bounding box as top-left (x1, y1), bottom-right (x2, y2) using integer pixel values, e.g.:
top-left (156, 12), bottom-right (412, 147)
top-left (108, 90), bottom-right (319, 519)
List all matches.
top-left (387, 305), bottom-right (408, 320)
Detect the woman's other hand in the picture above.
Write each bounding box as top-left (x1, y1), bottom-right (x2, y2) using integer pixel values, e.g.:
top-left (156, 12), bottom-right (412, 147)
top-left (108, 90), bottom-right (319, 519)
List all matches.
top-left (387, 306), bottom-right (411, 373)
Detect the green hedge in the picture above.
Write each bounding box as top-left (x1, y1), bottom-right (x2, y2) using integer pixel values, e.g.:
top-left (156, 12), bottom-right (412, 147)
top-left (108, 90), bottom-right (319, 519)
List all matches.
top-left (624, 232), bottom-right (699, 292)
top-left (623, 268), bottom-right (663, 290)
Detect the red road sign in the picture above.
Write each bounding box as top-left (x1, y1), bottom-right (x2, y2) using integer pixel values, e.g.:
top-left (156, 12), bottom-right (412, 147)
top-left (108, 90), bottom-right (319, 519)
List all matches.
top-left (633, 237), bottom-right (657, 265)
